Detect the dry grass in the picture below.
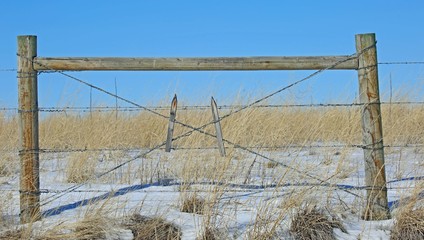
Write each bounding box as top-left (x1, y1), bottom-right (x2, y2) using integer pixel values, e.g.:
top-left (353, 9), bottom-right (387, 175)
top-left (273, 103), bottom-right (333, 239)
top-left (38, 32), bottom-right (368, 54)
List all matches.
top-left (0, 228), bottom-right (26, 240)
top-left (0, 193), bottom-right (15, 228)
top-left (38, 197), bottom-right (127, 239)
top-left (290, 205), bottom-right (346, 240)
top-left (124, 214), bottom-right (181, 240)
top-left (0, 153), bottom-right (17, 177)
top-left (196, 227), bottom-right (226, 240)
top-left (66, 152), bottom-right (98, 183)
top-left (1, 98), bottom-right (424, 239)
top-left (265, 161), bottom-right (279, 169)
top-left (179, 192), bottom-right (206, 214)
top-left (0, 114), bottom-right (18, 151)
top-left (390, 207), bottom-right (424, 240)
top-left (0, 114), bottom-right (19, 192)
top-left (0, 103), bottom-right (423, 151)
top-left (391, 187), bottom-right (424, 240)
top-left (246, 202), bottom-right (286, 240)
top-left (39, 215), bottom-right (118, 240)
top-left (70, 216), bottom-right (112, 239)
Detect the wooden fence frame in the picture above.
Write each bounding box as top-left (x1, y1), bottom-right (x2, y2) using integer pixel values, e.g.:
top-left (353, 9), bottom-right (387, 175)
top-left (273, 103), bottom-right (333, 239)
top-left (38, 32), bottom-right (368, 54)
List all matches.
top-left (16, 33), bottom-right (390, 223)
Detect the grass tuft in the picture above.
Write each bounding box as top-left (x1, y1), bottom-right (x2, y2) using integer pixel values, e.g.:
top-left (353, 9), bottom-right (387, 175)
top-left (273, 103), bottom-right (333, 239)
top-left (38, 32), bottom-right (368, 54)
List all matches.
top-left (124, 214), bottom-right (181, 240)
top-left (290, 205), bottom-right (346, 240)
top-left (0, 228), bottom-right (26, 240)
top-left (265, 161), bottom-right (279, 169)
top-left (180, 193), bottom-right (205, 214)
top-left (391, 207), bottom-right (424, 240)
top-left (39, 215), bottom-right (117, 240)
top-left (196, 226), bottom-right (226, 240)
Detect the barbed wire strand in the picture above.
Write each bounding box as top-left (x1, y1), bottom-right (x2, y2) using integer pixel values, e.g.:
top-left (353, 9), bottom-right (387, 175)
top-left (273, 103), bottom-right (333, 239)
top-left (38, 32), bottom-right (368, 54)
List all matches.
top-left (0, 143), bottom-right (412, 154)
top-left (19, 43), bottom-right (378, 207)
top-left (378, 61), bottom-right (424, 65)
top-left (2, 141), bottom-right (424, 155)
top-left (0, 68), bottom-right (17, 72)
top-left (33, 101), bottom-right (424, 112)
top-left (27, 180), bottom-right (424, 195)
top-left (2, 100), bottom-right (424, 113)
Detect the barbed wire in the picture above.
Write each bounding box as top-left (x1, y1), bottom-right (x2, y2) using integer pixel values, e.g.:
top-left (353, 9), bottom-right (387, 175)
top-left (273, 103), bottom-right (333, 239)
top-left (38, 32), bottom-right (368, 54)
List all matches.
top-left (2, 100), bottom-right (424, 114)
top-left (19, 48), bottom-right (368, 151)
top-left (25, 58), bottom-right (362, 205)
top-left (8, 46), bottom-right (424, 210)
top-left (33, 101), bottom-right (424, 112)
top-left (2, 142), bottom-right (424, 155)
top-left (14, 143), bottom-right (424, 153)
top-left (0, 68), bottom-right (17, 72)
top-left (0, 107), bottom-right (18, 111)
top-left (16, 42), bottom-right (391, 209)
top-left (378, 61), bottom-right (424, 65)
top-left (38, 104), bottom-right (366, 112)
top-left (3, 179), bottom-right (422, 195)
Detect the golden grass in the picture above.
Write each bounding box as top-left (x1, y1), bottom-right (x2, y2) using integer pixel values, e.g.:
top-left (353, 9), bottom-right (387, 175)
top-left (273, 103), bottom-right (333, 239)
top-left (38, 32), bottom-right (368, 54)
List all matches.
top-left (289, 205), bottom-right (346, 240)
top-left (179, 192), bottom-right (205, 214)
top-left (37, 197), bottom-right (129, 239)
top-left (124, 214), bottom-right (181, 240)
top-left (0, 105), bottom-right (424, 150)
top-left (1, 99), bottom-right (424, 239)
top-left (0, 228), bottom-right (27, 240)
top-left (0, 113), bottom-right (18, 151)
top-left (66, 152), bottom-right (97, 183)
top-left (391, 207), bottom-right (424, 240)
top-left (38, 212), bottom-right (120, 240)
top-left (1, 104), bottom-right (423, 152)
top-left (390, 184), bottom-right (424, 240)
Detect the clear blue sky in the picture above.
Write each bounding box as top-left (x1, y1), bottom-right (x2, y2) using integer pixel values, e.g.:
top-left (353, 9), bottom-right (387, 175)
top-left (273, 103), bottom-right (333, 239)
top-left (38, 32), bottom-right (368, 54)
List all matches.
top-left (1, 1), bottom-right (423, 108)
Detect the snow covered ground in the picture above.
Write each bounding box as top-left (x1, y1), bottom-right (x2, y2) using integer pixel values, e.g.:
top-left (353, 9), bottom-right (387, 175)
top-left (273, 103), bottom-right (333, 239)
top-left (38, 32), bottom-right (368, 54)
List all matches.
top-left (1, 146), bottom-right (423, 239)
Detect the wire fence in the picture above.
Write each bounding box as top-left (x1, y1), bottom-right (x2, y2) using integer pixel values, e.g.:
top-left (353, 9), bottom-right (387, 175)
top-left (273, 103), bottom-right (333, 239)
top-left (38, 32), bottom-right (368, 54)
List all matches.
top-left (2, 52), bottom-right (424, 217)
top-left (1, 101), bottom-right (424, 114)
top-left (10, 47), bottom-right (367, 205)
top-left (0, 101), bottom-right (422, 113)
top-left (1, 142), bottom-right (424, 155)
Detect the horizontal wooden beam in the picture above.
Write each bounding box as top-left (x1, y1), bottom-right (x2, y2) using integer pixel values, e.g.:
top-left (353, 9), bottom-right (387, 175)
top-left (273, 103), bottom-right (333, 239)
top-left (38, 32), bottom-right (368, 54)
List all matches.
top-left (33, 56), bottom-right (358, 71)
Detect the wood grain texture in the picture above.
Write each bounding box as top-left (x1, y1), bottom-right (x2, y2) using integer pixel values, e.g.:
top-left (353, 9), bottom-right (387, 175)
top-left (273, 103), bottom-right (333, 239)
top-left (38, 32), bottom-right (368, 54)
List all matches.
top-left (356, 33), bottom-right (390, 220)
top-left (211, 97), bottom-right (226, 157)
top-left (33, 56), bottom-right (358, 71)
top-left (17, 35), bottom-right (41, 223)
top-left (165, 95), bottom-right (177, 152)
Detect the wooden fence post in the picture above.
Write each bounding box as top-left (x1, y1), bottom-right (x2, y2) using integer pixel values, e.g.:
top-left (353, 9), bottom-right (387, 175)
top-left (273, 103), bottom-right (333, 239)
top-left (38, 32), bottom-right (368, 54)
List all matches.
top-left (165, 95), bottom-right (178, 152)
top-left (356, 33), bottom-right (390, 220)
top-left (211, 97), bottom-right (226, 157)
top-left (17, 35), bottom-right (41, 223)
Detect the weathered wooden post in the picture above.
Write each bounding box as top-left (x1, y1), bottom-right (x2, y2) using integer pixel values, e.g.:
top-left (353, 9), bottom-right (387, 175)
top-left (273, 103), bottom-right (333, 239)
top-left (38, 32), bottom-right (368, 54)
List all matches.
top-left (211, 97), bottom-right (226, 157)
top-left (17, 35), bottom-right (41, 223)
top-left (165, 95), bottom-right (178, 152)
top-left (356, 33), bottom-right (390, 220)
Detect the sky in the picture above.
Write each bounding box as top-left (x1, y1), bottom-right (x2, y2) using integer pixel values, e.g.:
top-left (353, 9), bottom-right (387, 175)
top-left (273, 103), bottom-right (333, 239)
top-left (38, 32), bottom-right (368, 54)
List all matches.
top-left (0, 1), bottom-right (424, 109)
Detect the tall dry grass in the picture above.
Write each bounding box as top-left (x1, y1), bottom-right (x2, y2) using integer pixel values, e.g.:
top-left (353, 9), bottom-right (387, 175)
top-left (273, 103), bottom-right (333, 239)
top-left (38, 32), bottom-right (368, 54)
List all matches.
top-left (0, 113), bottom-right (18, 151)
top-left (1, 103), bottom-right (424, 152)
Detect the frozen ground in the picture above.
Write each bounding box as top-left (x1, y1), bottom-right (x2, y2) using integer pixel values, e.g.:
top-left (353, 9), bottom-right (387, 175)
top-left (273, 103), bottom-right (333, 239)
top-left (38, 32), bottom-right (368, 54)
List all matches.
top-left (0, 146), bottom-right (423, 239)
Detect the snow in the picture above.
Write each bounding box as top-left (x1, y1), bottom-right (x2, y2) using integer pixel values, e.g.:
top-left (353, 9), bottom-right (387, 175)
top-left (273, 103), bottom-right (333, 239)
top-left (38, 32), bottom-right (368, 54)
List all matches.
top-left (1, 146), bottom-right (423, 239)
